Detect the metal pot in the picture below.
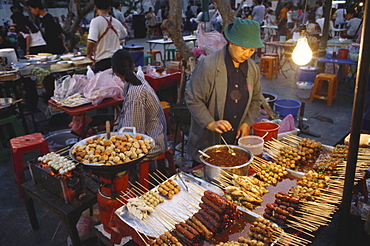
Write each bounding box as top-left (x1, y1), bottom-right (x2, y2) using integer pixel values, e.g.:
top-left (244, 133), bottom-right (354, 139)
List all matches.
top-left (199, 145), bottom-right (254, 184)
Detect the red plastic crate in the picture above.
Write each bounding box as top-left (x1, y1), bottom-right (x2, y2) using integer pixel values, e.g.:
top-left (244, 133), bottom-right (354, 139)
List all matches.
top-left (144, 71), bottom-right (181, 91)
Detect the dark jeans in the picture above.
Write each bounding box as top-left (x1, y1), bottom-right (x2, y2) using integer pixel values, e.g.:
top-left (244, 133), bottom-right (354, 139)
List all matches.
top-left (30, 45), bottom-right (48, 55)
top-left (94, 58), bottom-right (112, 73)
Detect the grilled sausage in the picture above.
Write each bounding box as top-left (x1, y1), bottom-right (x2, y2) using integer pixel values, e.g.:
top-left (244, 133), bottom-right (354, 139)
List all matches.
top-left (179, 221), bottom-right (200, 238)
top-left (204, 190), bottom-right (229, 209)
top-left (199, 209), bottom-right (221, 228)
top-left (201, 196), bottom-right (224, 213)
top-left (186, 219), bottom-right (204, 237)
top-left (191, 216), bottom-right (213, 241)
top-left (175, 224), bottom-right (196, 241)
top-left (199, 203), bottom-right (221, 221)
top-left (194, 212), bottom-right (218, 233)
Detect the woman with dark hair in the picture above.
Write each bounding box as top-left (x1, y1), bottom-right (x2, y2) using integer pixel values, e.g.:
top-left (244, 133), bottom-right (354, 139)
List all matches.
top-left (277, 18), bottom-right (292, 40)
top-left (11, 7), bottom-right (47, 55)
top-left (111, 49), bottom-right (167, 160)
top-left (27, 0), bottom-right (66, 54)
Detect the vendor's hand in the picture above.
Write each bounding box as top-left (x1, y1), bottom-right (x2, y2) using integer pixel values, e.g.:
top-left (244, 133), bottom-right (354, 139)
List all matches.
top-left (206, 120), bottom-right (232, 133)
top-left (87, 53), bottom-right (95, 62)
top-left (236, 122), bottom-right (251, 139)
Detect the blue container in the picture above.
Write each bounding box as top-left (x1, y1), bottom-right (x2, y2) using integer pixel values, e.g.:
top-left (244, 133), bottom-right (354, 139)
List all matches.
top-left (298, 66), bottom-right (319, 83)
top-left (123, 44), bottom-right (144, 67)
top-left (274, 99), bottom-right (301, 117)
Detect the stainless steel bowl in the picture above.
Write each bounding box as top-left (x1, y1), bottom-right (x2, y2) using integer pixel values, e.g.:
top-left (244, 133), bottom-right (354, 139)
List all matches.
top-left (199, 145), bottom-right (254, 183)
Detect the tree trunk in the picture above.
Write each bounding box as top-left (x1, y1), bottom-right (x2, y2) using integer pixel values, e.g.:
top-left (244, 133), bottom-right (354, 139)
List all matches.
top-left (214, 0), bottom-right (235, 32)
top-left (64, 0), bottom-right (95, 52)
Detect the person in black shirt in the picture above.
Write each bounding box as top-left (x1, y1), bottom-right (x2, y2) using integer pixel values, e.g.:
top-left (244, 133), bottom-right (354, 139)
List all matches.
top-left (26, 0), bottom-right (66, 54)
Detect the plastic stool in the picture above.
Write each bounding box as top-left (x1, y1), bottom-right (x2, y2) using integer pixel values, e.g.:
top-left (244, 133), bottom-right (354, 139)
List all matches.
top-left (139, 147), bottom-right (176, 189)
top-left (309, 73), bottom-right (338, 106)
top-left (165, 48), bottom-right (176, 61)
top-left (144, 54), bottom-right (154, 66)
top-left (10, 133), bottom-right (50, 197)
top-left (259, 56), bottom-right (278, 80)
top-left (146, 50), bottom-right (163, 64)
top-left (0, 115), bottom-right (24, 157)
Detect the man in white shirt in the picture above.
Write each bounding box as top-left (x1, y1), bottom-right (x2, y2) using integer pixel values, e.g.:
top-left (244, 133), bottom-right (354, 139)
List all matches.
top-left (252, 0), bottom-right (265, 25)
top-left (112, 1), bottom-right (131, 36)
top-left (316, 17), bottom-right (333, 37)
top-left (315, 1), bottom-right (323, 20)
top-left (87, 0), bottom-right (127, 73)
top-left (346, 12), bottom-right (362, 37)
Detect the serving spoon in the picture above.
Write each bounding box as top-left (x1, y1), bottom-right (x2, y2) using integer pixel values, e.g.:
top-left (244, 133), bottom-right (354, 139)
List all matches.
top-left (220, 135), bottom-right (236, 156)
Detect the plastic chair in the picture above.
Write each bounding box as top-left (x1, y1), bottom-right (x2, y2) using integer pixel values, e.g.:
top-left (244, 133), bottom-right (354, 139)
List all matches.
top-left (165, 48), bottom-right (176, 61)
top-left (10, 133), bottom-right (50, 197)
top-left (139, 147), bottom-right (176, 189)
top-left (309, 73), bottom-right (338, 106)
top-left (144, 54), bottom-right (154, 66)
top-left (259, 56), bottom-right (279, 80)
top-left (146, 50), bottom-right (163, 64)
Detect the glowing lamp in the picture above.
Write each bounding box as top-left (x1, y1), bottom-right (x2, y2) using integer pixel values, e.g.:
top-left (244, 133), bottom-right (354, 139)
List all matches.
top-left (359, 2), bottom-right (364, 6)
top-left (292, 37), bottom-right (313, 66)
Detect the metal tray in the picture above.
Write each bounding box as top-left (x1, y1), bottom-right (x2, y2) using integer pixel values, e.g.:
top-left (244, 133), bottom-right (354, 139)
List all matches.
top-left (69, 127), bottom-right (155, 173)
top-left (115, 172), bottom-right (224, 237)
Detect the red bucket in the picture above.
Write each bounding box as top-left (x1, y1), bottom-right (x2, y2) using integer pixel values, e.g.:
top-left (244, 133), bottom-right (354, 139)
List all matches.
top-left (338, 49), bottom-right (349, 59)
top-left (252, 122), bottom-right (280, 142)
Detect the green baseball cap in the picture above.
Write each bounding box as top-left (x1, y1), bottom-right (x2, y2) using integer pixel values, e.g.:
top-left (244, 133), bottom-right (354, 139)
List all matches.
top-left (224, 18), bottom-right (264, 48)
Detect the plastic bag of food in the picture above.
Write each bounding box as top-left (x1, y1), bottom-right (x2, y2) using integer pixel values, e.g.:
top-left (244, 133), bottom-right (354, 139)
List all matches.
top-left (53, 75), bottom-right (72, 101)
top-left (82, 68), bottom-right (125, 106)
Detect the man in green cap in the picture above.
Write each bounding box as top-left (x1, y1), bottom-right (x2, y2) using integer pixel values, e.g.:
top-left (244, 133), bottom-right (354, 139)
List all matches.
top-left (185, 18), bottom-right (264, 164)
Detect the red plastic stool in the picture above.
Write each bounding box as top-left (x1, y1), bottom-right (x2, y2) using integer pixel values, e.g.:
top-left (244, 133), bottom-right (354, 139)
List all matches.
top-left (139, 147), bottom-right (176, 189)
top-left (10, 133), bottom-right (50, 197)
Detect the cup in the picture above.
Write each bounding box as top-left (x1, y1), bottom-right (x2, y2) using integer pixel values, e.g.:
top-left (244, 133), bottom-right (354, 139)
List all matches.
top-left (279, 36), bottom-right (286, 43)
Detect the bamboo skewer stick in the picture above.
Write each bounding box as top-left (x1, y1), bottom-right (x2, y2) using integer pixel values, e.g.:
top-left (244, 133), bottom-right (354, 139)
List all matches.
top-left (149, 173), bottom-right (162, 185)
top-left (133, 221), bottom-right (150, 245)
top-left (287, 224), bottom-right (315, 238)
top-left (156, 170), bottom-right (169, 180)
top-left (153, 172), bottom-right (166, 182)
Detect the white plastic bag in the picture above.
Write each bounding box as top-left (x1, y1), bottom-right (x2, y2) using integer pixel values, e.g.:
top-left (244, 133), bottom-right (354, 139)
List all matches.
top-left (86, 65), bottom-right (94, 78)
top-left (137, 66), bottom-right (145, 80)
top-left (82, 69), bottom-right (125, 106)
top-left (197, 24), bottom-right (227, 55)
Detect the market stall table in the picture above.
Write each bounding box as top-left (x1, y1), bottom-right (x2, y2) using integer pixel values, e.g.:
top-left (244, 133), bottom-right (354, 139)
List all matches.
top-left (316, 55), bottom-right (358, 95)
top-left (22, 175), bottom-right (98, 246)
top-left (48, 98), bottom-right (124, 138)
top-left (147, 35), bottom-right (197, 64)
top-left (264, 41), bottom-right (297, 78)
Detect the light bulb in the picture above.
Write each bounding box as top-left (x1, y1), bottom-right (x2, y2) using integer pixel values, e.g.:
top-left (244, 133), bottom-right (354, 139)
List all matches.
top-left (292, 37), bottom-right (313, 66)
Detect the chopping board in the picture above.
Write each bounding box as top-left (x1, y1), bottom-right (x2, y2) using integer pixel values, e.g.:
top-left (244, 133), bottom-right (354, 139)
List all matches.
top-left (72, 58), bottom-right (93, 67)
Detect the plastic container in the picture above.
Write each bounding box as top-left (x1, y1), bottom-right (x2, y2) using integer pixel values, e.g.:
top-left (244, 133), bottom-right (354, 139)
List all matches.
top-left (123, 44), bottom-right (144, 67)
top-left (238, 136), bottom-right (264, 157)
top-left (296, 81), bottom-right (314, 99)
top-left (298, 66), bottom-right (319, 83)
top-left (338, 48), bottom-right (349, 59)
top-left (252, 122), bottom-right (280, 142)
top-left (274, 99), bottom-right (301, 117)
top-left (144, 72), bottom-right (181, 91)
top-left (262, 92), bottom-right (278, 109)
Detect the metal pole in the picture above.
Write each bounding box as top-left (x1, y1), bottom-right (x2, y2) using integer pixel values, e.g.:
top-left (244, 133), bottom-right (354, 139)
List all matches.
top-left (337, 0), bottom-right (370, 245)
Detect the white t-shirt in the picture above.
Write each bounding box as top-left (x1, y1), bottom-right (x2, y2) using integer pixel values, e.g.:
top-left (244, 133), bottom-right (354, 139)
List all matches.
top-left (21, 31), bottom-right (46, 47)
top-left (316, 6), bottom-right (323, 20)
top-left (88, 15), bottom-right (127, 62)
top-left (347, 17), bottom-right (362, 36)
top-left (335, 8), bottom-right (346, 25)
top-left (316, 17), bottom-right (333, 35)
top-left (113, 8), bottom-right (126, 24)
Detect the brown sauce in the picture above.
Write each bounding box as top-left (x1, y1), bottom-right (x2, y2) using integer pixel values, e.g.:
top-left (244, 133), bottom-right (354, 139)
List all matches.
top-left (205, 147), bottom-right (250, 167)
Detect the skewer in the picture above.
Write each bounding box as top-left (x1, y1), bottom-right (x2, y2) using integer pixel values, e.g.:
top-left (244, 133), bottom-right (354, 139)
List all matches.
top-left (129, 182), bottom-right (146, 195)
top-left (135, 181), bottom-right (150, 192)
top-left (143, 221), bottom-right (160, 238)
top-left (287, 224), bottom-right (315, 238)
top-left (149, 173), bottom-right (162, 185)
top-left (133, 221), bottom-right (150, 245)
top-left (157, 170), bottom-right (169, 180)
top-left (144, 178), bottom-right (158, 188)
top-left (55, 145), bottom-right (71, 155)
top-left (153, 172), bottom-right (166, 182)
